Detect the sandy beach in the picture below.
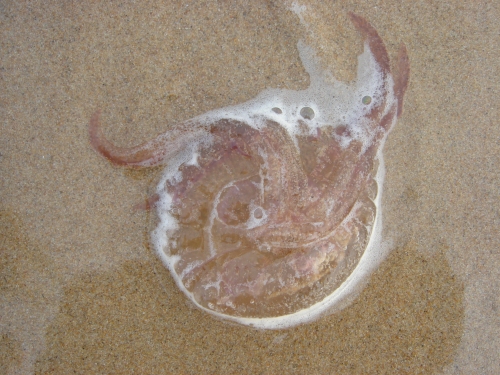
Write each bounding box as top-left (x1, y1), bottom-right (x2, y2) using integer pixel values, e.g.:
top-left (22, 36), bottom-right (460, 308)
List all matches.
top-left (1, 1), bottom-right (498, 373)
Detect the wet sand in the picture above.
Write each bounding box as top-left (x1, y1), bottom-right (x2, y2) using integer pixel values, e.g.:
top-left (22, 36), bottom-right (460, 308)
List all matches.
top-left (1, 1), bottom-right (498, 374)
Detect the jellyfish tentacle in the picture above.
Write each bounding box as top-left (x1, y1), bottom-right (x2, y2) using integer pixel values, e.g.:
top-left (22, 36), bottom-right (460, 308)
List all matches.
top-left (348, 14), bottom-right (410, 133)
top-left (348, 12), bottom-right (390, 75)
top-left (89, 110), bottom-right (207, 168)
top-left (394, 43), bottom-right (410, 117)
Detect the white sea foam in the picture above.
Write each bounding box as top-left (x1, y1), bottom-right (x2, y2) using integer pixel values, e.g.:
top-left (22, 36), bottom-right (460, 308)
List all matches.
top-left (182, 41), bottom-right (388, 150)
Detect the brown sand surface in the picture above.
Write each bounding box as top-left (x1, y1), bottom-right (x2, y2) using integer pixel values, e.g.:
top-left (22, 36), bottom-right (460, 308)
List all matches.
top-left (1, 1), bottom-right (498, 374)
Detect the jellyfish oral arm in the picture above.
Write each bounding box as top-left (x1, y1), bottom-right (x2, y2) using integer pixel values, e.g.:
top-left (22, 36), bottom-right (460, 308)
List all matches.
top-left (89, 110), bottom-right (208, 168)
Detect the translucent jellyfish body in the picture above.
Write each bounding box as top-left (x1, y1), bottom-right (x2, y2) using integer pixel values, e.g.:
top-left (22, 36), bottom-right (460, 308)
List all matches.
top-left (90, 13), bottom-right (409, 329)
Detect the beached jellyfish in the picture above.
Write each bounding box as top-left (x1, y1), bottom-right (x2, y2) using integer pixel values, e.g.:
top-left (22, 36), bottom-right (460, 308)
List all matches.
top-left (89, 13), bottom-right (409, 329)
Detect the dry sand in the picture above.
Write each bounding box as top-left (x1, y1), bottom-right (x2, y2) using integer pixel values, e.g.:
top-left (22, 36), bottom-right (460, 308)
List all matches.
top-left (1, 1), bottom-right (498, 374)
